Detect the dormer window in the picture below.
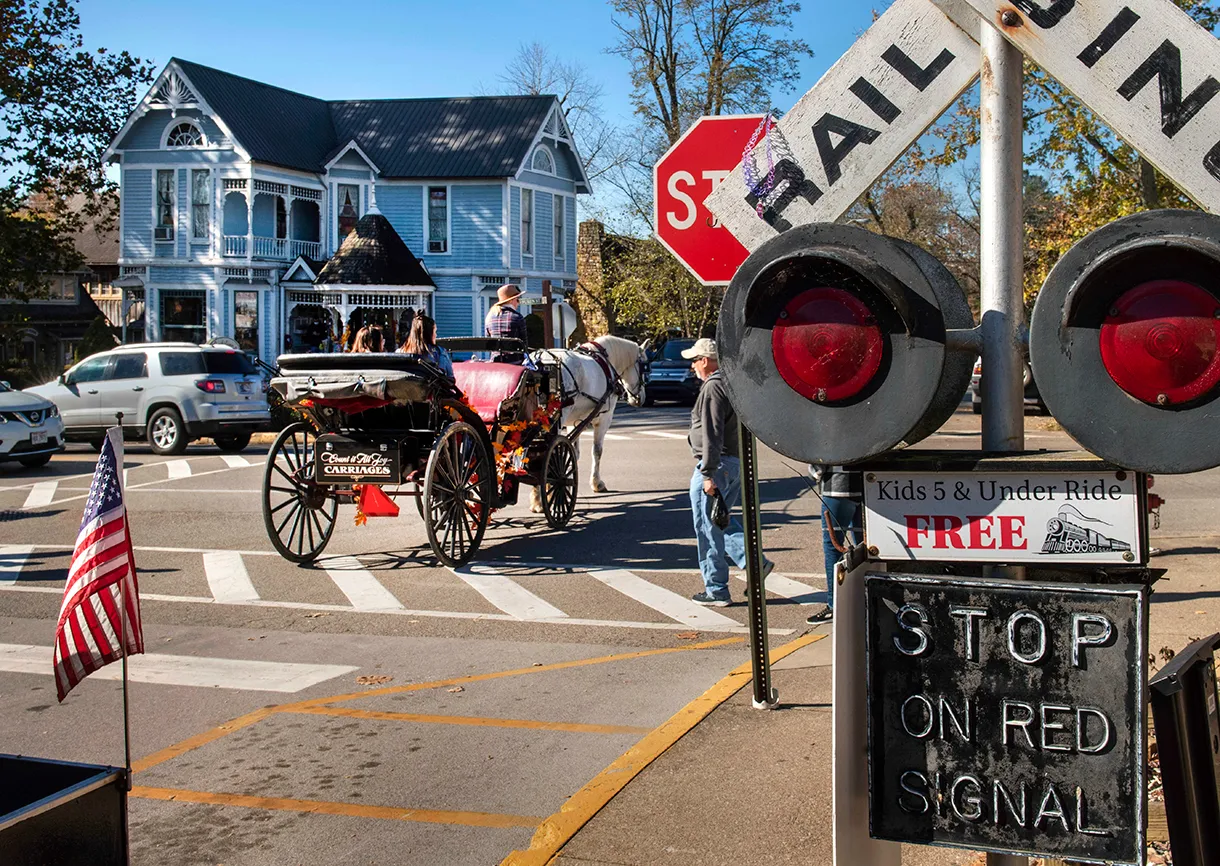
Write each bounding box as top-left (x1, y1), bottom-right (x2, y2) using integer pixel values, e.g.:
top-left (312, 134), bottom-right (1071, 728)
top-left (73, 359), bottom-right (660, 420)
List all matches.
top-left (165, 121), bottom-right (204, 148)
top-left (532, 147), bottom-right (555, 174)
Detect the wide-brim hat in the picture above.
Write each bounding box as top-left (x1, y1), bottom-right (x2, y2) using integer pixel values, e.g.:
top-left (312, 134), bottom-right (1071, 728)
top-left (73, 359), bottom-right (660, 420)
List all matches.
top-left (490, 284), bottom-right (523, 307)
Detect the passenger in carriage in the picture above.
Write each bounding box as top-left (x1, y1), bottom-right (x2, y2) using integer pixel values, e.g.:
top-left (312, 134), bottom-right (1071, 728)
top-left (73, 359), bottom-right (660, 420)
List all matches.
top-left (350, 325), bottom-right (384, 353)
top-left (485, 283), bottom-right (528, 363)
top-left (397, 313), bottom-right (454, 380)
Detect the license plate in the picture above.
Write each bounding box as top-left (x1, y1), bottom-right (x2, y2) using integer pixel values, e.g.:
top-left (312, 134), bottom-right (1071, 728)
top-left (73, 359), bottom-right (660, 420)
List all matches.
top-left (30, 431), bottom-right (47, 445)
top-left (315, 434), bottom-right (400, 485)
top-left (238, 381), bottom-right (253, 394)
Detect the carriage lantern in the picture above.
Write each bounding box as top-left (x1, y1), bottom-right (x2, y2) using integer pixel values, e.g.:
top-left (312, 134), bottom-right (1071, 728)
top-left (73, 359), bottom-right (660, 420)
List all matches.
top-left (716, 223), bottom-right (976, 465)
top-left (1029, 210), bottom-right (1220, 474)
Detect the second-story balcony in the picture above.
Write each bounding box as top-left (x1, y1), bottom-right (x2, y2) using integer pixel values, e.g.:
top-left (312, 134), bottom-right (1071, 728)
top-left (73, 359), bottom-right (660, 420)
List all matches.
top-left (223, 236), bottom-right (322, 260)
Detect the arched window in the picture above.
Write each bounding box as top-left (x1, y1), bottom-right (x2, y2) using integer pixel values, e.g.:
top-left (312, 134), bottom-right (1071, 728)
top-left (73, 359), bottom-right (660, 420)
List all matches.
top-left (532, 147), bottom-right (554, 174)
top-left (165, 121), bottom-right (204, 148)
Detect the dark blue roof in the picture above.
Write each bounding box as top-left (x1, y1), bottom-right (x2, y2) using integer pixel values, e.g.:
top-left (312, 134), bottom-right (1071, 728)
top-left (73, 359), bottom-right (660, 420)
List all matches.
top-left (172, 59), bottom-right (554, 180)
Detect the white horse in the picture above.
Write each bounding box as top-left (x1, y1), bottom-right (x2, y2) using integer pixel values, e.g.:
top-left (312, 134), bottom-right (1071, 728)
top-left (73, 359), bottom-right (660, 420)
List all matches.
top-left (529, 335), bottom-right (647, 511)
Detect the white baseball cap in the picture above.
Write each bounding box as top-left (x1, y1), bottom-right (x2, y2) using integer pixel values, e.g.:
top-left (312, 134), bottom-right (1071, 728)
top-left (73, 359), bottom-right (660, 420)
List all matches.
top-left (680, 338), bottom-right (718, 360)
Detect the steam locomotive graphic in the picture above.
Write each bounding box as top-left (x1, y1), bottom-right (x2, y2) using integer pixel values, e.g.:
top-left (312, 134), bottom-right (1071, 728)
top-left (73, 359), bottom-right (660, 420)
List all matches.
top-left (1041, 506), bottom-right (1132, 556)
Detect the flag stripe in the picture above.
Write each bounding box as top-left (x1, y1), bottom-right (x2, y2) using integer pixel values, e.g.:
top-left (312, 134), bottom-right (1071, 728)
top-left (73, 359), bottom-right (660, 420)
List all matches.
top-left (82, 593), bottom-right (115, 658)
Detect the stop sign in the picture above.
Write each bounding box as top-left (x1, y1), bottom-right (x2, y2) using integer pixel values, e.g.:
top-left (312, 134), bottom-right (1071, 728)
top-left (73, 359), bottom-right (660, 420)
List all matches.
top-left (654, 115), bottom-right (760, 285)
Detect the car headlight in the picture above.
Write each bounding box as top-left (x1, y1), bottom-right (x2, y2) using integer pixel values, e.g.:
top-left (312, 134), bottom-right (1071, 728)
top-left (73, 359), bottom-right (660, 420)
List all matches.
top-left (48, 405), bottom-right (59, 418)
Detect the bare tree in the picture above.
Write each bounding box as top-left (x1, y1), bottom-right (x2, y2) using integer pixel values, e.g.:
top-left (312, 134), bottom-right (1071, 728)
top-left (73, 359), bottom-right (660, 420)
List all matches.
top-left (495, 42), bottom-right (626, 182)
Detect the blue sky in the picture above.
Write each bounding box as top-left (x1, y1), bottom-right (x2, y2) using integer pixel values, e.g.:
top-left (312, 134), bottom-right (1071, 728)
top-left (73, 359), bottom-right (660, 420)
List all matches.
top-left (84, 0), bottom-right (885, 130)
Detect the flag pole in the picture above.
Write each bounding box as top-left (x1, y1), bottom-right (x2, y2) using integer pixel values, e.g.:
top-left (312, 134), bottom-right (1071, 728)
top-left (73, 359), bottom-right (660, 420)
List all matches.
top-left (115, 414), bottom-right (133, 794)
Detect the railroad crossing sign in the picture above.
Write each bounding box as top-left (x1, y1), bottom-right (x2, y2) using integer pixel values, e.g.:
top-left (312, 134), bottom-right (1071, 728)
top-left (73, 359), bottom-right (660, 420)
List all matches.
top-left (704, 0), bottom-right (981, 252)
top-left (653, 114), bottom-right (761, 285)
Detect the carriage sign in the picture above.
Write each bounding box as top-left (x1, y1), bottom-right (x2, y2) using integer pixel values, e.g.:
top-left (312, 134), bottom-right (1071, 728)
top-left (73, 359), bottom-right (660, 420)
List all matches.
top-left (862, 470), bottom-right (1144, 565)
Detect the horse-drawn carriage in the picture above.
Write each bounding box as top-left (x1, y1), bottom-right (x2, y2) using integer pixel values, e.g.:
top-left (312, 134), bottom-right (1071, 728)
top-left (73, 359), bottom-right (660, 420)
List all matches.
top-left (261, 338), bottom-right (579, 567)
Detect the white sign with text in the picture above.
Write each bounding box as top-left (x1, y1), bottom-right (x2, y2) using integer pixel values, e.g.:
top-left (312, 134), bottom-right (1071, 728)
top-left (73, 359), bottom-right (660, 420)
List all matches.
top-left (863, 471), bottom-right (1143, 564)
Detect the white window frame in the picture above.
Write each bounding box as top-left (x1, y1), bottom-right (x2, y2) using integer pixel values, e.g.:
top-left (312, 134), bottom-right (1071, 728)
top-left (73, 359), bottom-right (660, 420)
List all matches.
top-left (335, 182), bottom-right (361, 244)
top-left (531, 145), bottom-right (555, 175)
top-left (521, 188), bottom-right (533, 258)
top-left (161, 118), bottom-right (207, 149)
top-left (553, 194), bottom-right (565, 265)
top-left (190, 168), bottom-right (210, 242)
top-left (155, 168), bottom-right (176, 243)
top-left (426, 185), bottom-right (451, 255)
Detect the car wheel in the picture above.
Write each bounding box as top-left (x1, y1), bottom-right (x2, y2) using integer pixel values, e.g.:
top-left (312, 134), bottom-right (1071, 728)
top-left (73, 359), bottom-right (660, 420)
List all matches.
top-left (18, 453), bottom-right (52, 468)
top-left (214, 432), bottom-right (252, 453)
top-left (148, 408), bottom-right (188, 455)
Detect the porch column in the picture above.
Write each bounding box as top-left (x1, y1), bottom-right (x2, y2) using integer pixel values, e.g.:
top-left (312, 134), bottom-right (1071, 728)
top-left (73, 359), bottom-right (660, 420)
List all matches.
top-left (246, 174), bottom-right (254, 262)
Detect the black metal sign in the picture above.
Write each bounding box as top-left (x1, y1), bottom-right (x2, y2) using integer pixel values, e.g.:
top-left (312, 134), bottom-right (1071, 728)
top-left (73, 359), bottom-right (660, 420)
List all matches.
top-left (865, 573), bottom-right (1148, 864)
top-left (315, 434), bottom-right (399, 485)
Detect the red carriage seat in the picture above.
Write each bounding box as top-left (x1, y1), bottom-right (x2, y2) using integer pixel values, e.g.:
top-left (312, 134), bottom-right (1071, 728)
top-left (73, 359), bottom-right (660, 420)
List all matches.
top-left (452, 362), bottom-right (528, 423)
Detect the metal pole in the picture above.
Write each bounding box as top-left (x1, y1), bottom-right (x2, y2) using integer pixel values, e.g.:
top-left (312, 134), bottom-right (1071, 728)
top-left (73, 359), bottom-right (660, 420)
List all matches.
top-left (980, 20), bottom-right (1028, 866)
top-left (738, 423), bottom-right (777, 709)
top-left (541, 279), bottom-right (555, 348)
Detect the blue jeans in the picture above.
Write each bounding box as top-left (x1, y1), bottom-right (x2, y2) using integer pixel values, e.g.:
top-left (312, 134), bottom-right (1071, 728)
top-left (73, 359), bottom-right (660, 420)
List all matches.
top-left (690, 458), bottom-right (747, 596)
top-left (821, 496), bottom-right (862, 610)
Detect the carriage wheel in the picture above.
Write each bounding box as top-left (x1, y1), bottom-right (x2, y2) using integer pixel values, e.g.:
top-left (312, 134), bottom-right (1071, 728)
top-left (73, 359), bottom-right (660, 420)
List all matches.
top-left (423, 421), bottom-right (491, 567)
top-left (262, 422), bottom-right (337, 564)
top-left (541, 436), bottom-right (578, 529)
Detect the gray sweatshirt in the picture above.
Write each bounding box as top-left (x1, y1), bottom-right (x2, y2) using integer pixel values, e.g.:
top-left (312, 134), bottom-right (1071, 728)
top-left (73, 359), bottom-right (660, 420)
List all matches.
top-left (688, 371), bottom-right (739, 478)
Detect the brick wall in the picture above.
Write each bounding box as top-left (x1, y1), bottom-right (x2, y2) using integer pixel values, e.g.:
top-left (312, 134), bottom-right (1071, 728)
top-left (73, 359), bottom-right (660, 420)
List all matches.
top-left (573, 219), bottom-right (614, 340)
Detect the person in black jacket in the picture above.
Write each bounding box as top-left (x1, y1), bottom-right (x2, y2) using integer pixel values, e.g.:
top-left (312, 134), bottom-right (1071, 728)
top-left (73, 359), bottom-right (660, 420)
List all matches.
top-left (684, 338), bottom-right (773, 606)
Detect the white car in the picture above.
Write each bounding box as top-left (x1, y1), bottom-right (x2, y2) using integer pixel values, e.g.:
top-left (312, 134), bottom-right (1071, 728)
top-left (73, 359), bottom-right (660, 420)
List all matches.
top-left (0, 380), bottom-right (64, 468)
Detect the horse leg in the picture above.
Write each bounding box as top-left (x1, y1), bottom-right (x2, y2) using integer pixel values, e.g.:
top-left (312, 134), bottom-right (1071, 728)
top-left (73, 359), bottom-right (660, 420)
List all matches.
top-left (590, 402), bottom-right (614, 493)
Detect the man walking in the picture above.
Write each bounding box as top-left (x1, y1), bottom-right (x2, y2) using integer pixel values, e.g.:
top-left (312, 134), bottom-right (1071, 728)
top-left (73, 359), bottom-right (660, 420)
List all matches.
top-left (806, 465), bottom-right (864, 624)
top-left (684, 338), bottom-right (772, 605)
top-left (485, 283), bottom-right (528, 362)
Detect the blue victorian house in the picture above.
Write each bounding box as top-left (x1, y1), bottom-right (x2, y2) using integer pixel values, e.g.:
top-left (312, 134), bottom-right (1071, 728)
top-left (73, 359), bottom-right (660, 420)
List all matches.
top-left (105, 58), bottom-right (589, 357)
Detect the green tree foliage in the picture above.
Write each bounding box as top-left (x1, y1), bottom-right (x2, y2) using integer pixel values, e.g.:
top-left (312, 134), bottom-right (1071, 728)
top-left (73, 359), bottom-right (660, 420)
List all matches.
top-left (606, 236), bottom-right (721, 338)
top-left (0, 0), bottom-right (152, 297)
top-left (76, 315), bottom-right (118, 361)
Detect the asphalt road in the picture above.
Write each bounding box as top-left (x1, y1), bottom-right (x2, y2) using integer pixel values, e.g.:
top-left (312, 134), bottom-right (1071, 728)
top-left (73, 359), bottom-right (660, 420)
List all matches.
top-left (1, 403), bottom-right (1216, 865)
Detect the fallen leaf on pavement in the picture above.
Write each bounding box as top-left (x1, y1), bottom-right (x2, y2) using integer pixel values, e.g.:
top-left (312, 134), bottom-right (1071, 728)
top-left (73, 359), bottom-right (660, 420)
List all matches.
top-left (304, 613), bottom-right (330, 619)
top-left (356, 675), bottom-right (392, 685)
top-left (1197, 610), bottom-right (1208, 615)
top-left (676, 631), bottom-right (700, 640)
top-left (447, 686), bottom-right (464, 693)
top-left (532, 662), bottom-right (543, 667)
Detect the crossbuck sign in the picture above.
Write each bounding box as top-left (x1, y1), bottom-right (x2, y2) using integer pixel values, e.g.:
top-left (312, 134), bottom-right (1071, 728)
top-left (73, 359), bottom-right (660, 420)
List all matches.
top-left (707, 0), bottom-right (1220, 246)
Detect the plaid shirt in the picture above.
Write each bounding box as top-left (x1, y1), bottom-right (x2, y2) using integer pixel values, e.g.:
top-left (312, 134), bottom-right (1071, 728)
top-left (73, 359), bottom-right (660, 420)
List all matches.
top-left (485, 305), bottom-right (527, 343)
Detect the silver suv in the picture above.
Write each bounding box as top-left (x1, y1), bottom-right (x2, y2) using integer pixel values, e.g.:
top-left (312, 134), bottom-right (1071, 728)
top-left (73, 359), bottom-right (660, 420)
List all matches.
top-left (27, 343), bottom-right (270, 455)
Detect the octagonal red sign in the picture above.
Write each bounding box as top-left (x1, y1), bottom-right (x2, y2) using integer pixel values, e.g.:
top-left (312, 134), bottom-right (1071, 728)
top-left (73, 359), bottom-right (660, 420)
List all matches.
top-left (654, 115), bottom-right (760, 286)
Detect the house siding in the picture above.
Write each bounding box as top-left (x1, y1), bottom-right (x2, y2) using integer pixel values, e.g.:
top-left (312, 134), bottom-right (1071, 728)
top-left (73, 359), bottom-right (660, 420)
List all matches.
top-left (118, 108), bottom-right (230, 151)
top-left (509, 186), bottom-right (521, 270)
top-left (376, 184), bottom-right (424, 252)
top-left (447, 184), bottom-right (503, 270)
top-left (518, 170), bottom-right (571, 192)
top-left (534, 190), bottom-right (553, 264)
top-left (566, 195), bottom-right (577, 273)
top-left (122, 169), bottom-right (153, 259)
top-left (433, 276), bottom-right (474, 338)
top-left (329, 168), bottom-right (371, 181)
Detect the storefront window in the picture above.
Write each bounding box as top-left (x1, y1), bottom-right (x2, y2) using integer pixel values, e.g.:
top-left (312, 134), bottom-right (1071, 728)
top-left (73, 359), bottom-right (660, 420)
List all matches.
top-left (160, 291), bottom-right (206, 343)
top-left (234, 291), bottom-right (259, 353)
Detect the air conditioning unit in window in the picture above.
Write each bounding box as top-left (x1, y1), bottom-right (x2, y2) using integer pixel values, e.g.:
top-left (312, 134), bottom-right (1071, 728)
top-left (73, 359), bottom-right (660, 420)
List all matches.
top-left (155, 226), bottom-right (174, 242)
top-left (428, 240), bottom-right (446, 253)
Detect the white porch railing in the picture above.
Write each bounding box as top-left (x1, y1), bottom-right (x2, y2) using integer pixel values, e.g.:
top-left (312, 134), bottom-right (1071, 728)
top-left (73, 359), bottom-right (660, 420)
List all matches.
top-left (223, 235), bottom-right (247, 256)
top-left (253, 236), bottom-right (288, 258)
top-left (289, 239), bottom-right (322, 259)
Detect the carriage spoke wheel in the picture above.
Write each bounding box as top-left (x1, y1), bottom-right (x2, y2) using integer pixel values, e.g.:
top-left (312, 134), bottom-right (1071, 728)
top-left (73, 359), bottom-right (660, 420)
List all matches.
top-left (262, 422), bottom-right (337, 564)
top-left (423, 421), bottom-right (491, 567)
top-left (541, 436), bottom-right (578, 529)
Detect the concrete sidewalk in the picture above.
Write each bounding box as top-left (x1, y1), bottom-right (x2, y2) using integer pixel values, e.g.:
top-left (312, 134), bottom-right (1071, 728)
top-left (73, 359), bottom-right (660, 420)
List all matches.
top-left (539, 633), bottom-right (974, 866)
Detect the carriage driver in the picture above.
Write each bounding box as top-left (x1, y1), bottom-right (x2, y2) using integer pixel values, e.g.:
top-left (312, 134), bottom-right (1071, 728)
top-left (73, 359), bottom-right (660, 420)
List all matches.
top-left (684, 338), bottom-right (774, 606)
top-left (485, 284), bottom-right (528, 363)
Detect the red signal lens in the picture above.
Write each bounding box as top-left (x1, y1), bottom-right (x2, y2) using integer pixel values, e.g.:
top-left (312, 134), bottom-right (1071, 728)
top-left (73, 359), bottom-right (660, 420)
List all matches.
top-left (771, 287), bottom-right (884, 403)
top-left (1099, 280), bottom-right (1220, 406)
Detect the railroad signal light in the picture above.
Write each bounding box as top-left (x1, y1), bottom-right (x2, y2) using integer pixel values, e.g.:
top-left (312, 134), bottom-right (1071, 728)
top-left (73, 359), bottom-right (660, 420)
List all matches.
top-left (717, 224), bottom-right (975, 465)
top-left (1029, 210), bottom-right (1220, 474)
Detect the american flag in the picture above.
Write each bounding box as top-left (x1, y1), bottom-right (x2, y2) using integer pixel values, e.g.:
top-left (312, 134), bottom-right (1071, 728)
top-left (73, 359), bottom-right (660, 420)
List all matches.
top-left (54, 428), bottom-right (143, 702)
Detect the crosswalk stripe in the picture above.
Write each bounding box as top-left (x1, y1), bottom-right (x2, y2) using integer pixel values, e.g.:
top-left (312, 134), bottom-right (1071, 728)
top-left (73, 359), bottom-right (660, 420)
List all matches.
top-left (603, 433), bottom-right (631, 441)
top-left (22, 481), bottom-right (57, 510)
top-left (0, 643), bottom-right (357, 692)
top-left (166, 459), bottom-right (192, 480)
top-left (636, 430), bottom-right (687, 439)
top-left (202, 551), bottom-right (260, 603)
top-left (588, 568), bottom-right (738, 628)
top-left (0, 545), bottom-right (35, 585)
top-left (323, 556), bottom-right (405, 611)
top-left (452, 566), bottom-right (568, 620)
top-left (220, 454), bottom-right (251, 469)
top-left (732, 571), bottom-right (825, 605)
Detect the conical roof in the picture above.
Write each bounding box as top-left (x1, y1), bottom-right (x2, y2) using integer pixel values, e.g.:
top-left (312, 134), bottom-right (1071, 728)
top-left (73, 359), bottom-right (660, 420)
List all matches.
top-left (316, 212), bottom-right (435, 288)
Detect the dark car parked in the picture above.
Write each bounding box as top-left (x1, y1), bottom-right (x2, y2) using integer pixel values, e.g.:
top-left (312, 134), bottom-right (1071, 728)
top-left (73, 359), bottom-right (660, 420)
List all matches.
top-left (970, 356), bottom-right (1047, 414)
top-left (643, 338), bottom-right (701, 405)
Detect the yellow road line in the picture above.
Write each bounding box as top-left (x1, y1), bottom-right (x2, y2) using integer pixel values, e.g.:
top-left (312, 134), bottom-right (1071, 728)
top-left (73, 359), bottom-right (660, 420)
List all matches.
top-left (132, 707), bottom-right (277, 773)
top-left (133, 636), bottom-right (744, 772)
top-left (285, 705), bottom-right (653, 736)
top-left (499, 633), bottom-right (824, 866)
top-left (131, 786), bottom-right (542, 829)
